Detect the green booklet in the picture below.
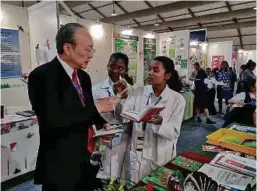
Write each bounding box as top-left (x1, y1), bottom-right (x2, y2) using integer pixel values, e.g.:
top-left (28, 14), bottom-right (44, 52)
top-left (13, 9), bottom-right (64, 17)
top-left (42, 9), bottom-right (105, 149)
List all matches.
top-left (141, 167), bottom-right (173, 190)
top-left (171, 156), bottom-right (203, 172)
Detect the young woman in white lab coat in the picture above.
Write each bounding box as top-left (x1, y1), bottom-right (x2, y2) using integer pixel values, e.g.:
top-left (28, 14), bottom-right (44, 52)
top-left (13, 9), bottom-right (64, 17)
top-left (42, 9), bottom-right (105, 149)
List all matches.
top-left (121, 56), bottom-right (186, 183)
top-left (92, 52), bottom-right (132, 179)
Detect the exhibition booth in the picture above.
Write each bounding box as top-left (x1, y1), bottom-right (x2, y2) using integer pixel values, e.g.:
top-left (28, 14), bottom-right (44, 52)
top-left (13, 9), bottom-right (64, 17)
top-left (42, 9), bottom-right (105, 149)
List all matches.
top-left (1, 1), bottom-right (256, 190)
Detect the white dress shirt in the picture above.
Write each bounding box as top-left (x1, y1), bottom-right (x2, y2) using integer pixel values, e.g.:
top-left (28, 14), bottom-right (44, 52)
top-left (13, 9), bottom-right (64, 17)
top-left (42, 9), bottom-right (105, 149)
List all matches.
top-left (57, 55), bottom-right (81, 86)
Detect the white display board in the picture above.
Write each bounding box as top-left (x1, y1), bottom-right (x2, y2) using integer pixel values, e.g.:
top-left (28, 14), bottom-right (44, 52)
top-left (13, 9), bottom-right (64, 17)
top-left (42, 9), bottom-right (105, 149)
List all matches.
top-left (28, 1), bottom-right (58, 69)
top-left (208, 41), bottom-right (233, 68)
top-left (1, 3), bottom-right (31, 110)
top-left (159, 30), bottom-right (190, 79)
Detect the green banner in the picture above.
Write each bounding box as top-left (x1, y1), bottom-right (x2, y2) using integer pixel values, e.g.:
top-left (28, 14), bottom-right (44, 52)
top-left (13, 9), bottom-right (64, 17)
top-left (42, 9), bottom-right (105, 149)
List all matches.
top-left (143, 38), bottom-right (156, 84)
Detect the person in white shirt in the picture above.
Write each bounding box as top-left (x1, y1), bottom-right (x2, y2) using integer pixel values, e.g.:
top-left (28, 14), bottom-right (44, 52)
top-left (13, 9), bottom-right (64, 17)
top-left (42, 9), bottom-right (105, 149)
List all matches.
top-left (92, 52), bottom-right (132, 180)
top-left (121, 56), bottom-right (185, 183)
top-left (205, 68), bottom-right (226, 115)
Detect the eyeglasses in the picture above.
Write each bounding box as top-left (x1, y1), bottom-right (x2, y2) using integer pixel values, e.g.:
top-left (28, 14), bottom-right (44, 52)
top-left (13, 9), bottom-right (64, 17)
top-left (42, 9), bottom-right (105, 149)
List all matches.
top-left (68, 42), bottom-right (96, 54)
top-left (86, 48), bottom-right (96, 54)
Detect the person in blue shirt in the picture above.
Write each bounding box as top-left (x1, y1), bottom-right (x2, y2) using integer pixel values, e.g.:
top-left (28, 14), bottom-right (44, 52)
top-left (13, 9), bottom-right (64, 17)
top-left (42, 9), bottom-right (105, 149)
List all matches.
top-left (217, 61), bottom-right (233, 116)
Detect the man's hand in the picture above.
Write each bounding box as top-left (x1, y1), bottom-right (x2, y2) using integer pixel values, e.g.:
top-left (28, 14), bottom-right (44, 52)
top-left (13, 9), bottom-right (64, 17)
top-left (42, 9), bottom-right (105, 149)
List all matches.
top-left (147, 114), bottom-right (163, 125)
top-left (95, 96), bottom-right (118, 113)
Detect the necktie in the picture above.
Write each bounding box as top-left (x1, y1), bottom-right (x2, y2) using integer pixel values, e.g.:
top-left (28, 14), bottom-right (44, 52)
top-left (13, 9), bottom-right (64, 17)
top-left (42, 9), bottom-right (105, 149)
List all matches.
top-left (72, 70), bottom-right (95, 153)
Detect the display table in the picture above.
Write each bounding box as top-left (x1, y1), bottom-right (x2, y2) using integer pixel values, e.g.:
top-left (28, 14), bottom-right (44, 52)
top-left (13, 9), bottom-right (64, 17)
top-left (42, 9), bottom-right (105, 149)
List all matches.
top-left (130, 123), bottom-right (256, 191)
top-left (1, 115), bottom-right (39, 182)
top-left (181, 91), bottom-right (194, 120)
top-left (130, 152), bottom-right (212, 190)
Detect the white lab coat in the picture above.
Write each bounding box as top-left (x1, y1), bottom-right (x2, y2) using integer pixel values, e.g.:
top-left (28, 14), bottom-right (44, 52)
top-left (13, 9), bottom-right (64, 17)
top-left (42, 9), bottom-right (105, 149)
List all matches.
top-left (92, 77), bottom-right (130, 179)
top-left (121, 85), bottom-right (186, 183)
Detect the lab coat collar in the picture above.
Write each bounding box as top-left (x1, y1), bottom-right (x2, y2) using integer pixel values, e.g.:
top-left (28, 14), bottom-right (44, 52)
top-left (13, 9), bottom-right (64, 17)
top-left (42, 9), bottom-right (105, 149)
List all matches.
top-left (144, 84), bottom-right (169, 99)
top-left (100, 77), bottom-right (114, 90)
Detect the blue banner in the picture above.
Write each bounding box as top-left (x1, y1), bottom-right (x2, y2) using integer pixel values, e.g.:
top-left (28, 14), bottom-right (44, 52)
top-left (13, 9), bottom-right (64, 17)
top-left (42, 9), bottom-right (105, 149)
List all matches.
top-left (1, 28), bottom-right (22, 78)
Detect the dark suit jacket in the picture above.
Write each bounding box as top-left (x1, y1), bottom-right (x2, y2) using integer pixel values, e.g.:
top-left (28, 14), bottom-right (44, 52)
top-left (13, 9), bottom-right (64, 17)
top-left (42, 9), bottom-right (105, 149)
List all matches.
top-left (28, 57), bottom-right (106, 187)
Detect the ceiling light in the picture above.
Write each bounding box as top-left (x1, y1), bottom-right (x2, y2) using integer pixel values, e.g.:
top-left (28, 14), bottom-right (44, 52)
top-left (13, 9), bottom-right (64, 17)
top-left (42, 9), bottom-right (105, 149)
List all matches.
top-left (254, 7), bottom-right (257, 10)
top-left (144, 31), bottom-right (155, 39)
top-left (111, 11), bottom-right (118, 16)
top-left (238, 49), bottom-right (244, 54)
top-left (121, 29), bottom-right (133, 35)
top-left (121, 25), bottom-right (133, 35)
top-left (111, 2), bottom-right (118, 16)
top-left (90, 20), bottom-right (104, 39)
top-left (154, 23), bottom-right (159, 27)
top-left (199, 41), bottom-right (208, 46)
top-left (190, 40), bottom-right (199, 46)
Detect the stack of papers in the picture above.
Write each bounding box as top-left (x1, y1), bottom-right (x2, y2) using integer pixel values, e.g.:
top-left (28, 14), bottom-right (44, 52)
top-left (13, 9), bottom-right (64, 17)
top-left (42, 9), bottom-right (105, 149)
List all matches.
top-left (210, 153), bottom-right (256, 177)
top-left (93, 124), bottom-right (124, 137)
top-left (198, 164), bottom-right (253, 191)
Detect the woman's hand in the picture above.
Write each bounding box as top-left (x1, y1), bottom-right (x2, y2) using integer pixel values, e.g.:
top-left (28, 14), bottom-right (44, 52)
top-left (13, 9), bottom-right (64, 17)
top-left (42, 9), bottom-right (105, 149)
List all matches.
top-left (114, 80), bottom-right (128, 98)
top-left (148, 114), bottom-right (163, 125)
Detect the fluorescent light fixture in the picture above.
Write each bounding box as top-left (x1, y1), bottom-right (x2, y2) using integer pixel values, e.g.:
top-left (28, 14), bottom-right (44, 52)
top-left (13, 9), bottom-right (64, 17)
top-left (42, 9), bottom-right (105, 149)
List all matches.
top-left (111, 2), bottom-right (118, 16)
top-left (121, 26), bottom-right (133, 35)
top-left (190, 40), bottom-right (199, 46)
top-left (111, 11), bottom-right (118, 16)
top-left (90, 23), bottom-right (104, 39)
top-left (144, 32), bottom-right (155, 39)
top-left (121, 29), bottom-right (133, 35)
top-left (254, 7), bottom-right (257, 10)
top-left (154, 22), bottom-right (159, 27)
top-left (199, 41), bottom-right (208, 46)
top-left (238, 49), bottom-right (244, 53)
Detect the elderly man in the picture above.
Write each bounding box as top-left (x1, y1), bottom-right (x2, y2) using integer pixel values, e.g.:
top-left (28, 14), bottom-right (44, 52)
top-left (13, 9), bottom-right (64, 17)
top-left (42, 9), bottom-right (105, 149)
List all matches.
top-left (28, 23), bottom-right (114, 191)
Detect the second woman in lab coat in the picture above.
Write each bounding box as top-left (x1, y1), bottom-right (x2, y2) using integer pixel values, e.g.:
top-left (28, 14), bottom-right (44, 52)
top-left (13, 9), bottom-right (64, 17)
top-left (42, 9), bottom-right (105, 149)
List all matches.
top-left (92, 52), bottom-right (132, 180)
top-left (121, 56), bottom-right (186, 183)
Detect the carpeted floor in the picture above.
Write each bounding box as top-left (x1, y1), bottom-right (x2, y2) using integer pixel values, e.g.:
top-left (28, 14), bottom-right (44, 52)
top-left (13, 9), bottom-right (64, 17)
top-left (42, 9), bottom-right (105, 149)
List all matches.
top-left (2, 113), bottom-right (225, 191)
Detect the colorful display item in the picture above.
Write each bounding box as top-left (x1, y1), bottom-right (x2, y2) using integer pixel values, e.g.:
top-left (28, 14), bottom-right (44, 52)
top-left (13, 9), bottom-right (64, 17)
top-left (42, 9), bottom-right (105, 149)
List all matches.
top-left (141, 167), bottom-right (173, 189)
top-left (171, 156), bottom-right (203, 172)
top-left (206, 129), bottom-right (256, 156)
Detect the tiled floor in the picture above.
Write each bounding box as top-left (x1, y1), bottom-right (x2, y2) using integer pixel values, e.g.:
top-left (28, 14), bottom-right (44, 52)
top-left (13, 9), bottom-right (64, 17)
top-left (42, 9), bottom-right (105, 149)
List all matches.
top-left (3, 113), bottom-right (225, 191)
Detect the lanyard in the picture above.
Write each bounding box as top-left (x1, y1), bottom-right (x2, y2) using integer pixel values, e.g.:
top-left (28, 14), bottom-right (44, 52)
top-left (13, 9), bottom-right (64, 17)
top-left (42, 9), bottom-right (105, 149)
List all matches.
top-left (100, 87), bottom-right (116, 118)
top-left (142, 93), bottom-right (162, 131)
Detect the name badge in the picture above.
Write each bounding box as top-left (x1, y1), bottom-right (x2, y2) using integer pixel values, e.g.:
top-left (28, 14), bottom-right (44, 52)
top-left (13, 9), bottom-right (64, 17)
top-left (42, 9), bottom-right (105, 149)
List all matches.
top-left (110, 132), bottom-right (123, 147)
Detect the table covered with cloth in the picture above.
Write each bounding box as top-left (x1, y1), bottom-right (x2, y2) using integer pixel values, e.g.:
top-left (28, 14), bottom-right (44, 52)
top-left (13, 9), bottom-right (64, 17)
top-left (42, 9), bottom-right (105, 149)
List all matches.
top-left (181, 91), bottom-right (194, 120)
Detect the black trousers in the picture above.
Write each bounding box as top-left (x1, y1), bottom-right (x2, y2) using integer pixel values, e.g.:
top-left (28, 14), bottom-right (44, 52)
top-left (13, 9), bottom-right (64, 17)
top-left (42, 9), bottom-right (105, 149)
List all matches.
top-left (208, 88), bottom-right (216, 115)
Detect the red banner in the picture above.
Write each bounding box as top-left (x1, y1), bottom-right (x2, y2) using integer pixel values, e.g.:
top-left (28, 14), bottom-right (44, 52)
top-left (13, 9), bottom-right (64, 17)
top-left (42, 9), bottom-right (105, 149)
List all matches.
top-left (211, 55), bottom-right (224, 69)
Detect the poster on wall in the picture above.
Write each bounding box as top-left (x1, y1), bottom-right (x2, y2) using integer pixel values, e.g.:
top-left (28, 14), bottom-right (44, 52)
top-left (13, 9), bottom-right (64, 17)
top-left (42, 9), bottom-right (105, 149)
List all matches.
top-left (211, 55), bottom-right (224, 69)
top-left (143, 38), bottom-right (156, 84)
top-left (1, 28), bottom-right (22, 78)
top-left (189, 48), bottom-right (208, 69)
top-left (189, 30), bottom-right (208, 70)
top-left (164, 36), bottom-right (188, 77)
top-left (115, 34), bottom-right (138, 82)
top-left (161, 40), bottom-right (168, 56)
